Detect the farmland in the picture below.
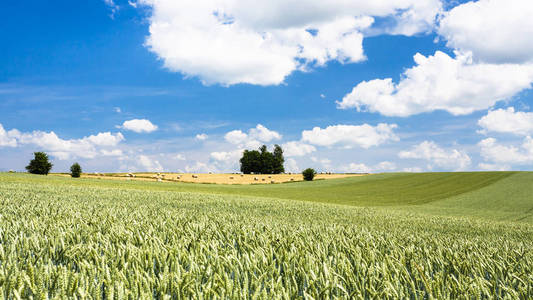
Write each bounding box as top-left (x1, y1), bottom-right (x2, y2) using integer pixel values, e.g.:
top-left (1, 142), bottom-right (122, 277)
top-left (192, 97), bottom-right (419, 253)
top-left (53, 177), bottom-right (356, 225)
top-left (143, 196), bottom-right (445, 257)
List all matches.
top-left (52, 172), bottom-right (362, 184)
top-left (0, 172), bottom-right (532, 298)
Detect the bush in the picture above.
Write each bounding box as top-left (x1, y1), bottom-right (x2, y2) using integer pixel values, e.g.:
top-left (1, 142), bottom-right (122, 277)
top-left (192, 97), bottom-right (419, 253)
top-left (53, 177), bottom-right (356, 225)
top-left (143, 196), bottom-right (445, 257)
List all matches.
top-left (70, 163), bottom-right (82, 178)
top-left (302, 168), bottom-right (316, 181)
top-left (26, 152), bottom-right (53, 175)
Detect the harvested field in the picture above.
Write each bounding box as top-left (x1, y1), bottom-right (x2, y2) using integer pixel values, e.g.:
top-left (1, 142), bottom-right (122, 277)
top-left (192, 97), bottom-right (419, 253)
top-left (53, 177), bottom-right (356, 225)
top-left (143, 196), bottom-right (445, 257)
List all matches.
top-left (53, 172), bottom-right (364, 184)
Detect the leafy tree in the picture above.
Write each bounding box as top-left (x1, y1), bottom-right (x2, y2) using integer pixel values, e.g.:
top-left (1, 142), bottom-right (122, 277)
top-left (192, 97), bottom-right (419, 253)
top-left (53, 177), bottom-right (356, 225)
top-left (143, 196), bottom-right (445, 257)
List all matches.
top-left (240, 145), bottom-right (285, 174)
top-left (240, 150), bottom-right (262, 174)
top-left (302, 168), bottom-right (316, 181)
top-left (259, 145), bottom-right (275, 174)
top-left (26, 152), bottom-right (53, 175)
top-left (70, 162), bottom-right (82, 178)
top-left (273, 144), bottom-right (285, 174)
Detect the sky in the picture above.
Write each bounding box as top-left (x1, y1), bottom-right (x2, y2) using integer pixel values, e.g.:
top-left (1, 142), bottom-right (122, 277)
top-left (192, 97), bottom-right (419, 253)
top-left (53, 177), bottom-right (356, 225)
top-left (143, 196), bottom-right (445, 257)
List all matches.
top-left (1, 0), bottom-right (533, 173)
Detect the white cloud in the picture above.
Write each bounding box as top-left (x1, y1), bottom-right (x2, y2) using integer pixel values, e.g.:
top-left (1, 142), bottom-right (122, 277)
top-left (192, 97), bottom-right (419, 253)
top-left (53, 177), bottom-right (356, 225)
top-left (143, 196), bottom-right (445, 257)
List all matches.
top-left (225, 130), bottom-right (248, 145)
top-left (137, 0), bottom-right (441, 85)
top-left (399, 141), bottom-right (471, 171)
top-left (120, 119), bottom-right (158, 133)
top-left (375, 161), bottom-right (396, 171)
top-left (114, 107), bottom-right (121, 113)
top-left (301, 123), bottom-right (398, 148)
top-left (403, 167), bottom-right (423, 173)
top-left (438, 0), bottom-right (533, 64)
top-left (195, 133), bottom-right (208, 141)
top-left (103, 0), bottom-right (120, 17)
top-left (339, 161), bottom-right (396, 173)
top-left (282, 141), bottom-right (316, 157)
top-left (338, 51), bottom-right (533, 116)
top-left (101, 149), bottom-right (124, 157)
top-left (478, 107), bottom-right (533, 136)
top-left (86, 132), bottom-right (125, 146)
top-left (185, 161), bottom-right (217, 173)
top-left (478, 137), bottom-right (533, 164)
top-left (224, 124), bottom-right (281, 149)
top-left (478, 163), bottom-right (510, 171)
top-left (174, 153), bottom-right (186, 160)
top-left (285, 158), bottom-right (299, 173)
top-left (341, 163), bottom-right (371, 173)
top-left (138, 155), bottom-right (164, 172)
top-left (210, 150), bottom-right (242, 162)
top-left (1, 123), bottom-right (125, 160)
top-left (249, 124), bottom-right (282, 142)
top-left (0, 124), bottom-right (19, 147)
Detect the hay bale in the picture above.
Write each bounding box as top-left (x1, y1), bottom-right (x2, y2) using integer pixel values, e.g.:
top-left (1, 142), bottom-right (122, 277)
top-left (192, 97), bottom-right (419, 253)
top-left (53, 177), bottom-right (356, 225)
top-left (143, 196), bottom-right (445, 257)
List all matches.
top-left (229, 176), bottom-right (234, 179)
top-left (157, 178), bottom-right (162, 182)
top-left (270, 180), bottom-right (275, 184)
top-left (254, 177), bottom-right (258, 181)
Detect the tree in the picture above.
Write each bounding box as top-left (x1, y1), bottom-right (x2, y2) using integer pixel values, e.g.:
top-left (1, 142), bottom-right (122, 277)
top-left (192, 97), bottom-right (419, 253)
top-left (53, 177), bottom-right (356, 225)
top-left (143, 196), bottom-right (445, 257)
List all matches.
top-left (240, 150), bottom-right (261, 174)
top-left (273, 144), bottom-right (285, 174)
top-left (26, 152), bottom-right (53, 175)
top-left (240, 145), bottom-right (285, 174)
top-left (70, 163), bottom-right (82, 178)
top-left (259, 145), bottom-right (275, 174)
top-left (302, 168), bottom-right (316, 181)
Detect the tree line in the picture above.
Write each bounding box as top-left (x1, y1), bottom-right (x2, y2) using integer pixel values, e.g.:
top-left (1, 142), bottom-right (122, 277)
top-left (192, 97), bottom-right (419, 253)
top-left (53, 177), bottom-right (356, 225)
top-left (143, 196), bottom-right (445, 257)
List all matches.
top-left (240, 145), bottom-right (284, 174)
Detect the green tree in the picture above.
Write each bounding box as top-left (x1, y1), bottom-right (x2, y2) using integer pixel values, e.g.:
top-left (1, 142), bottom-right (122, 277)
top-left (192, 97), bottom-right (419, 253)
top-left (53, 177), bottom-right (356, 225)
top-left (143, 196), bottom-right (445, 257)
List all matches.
top-left (302, 168), bottom-right (316, 181)
top-left (70, 162), bottom-right (82, 178)
top-left (240, 150), bottom-right (261, 174)
top-left (26, 152), bottom-right (53, 175)
top-left (273, 144), bottom-right (285, 174)
top-left (240, 145), bottom-right (285, 174)
top-left (259, 145), bottom-right (275, 174)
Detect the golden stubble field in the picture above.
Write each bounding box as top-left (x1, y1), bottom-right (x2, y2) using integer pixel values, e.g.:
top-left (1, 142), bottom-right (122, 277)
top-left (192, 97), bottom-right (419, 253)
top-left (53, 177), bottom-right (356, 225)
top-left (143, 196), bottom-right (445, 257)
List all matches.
top-left (53, 172), bottom-right (365, 184)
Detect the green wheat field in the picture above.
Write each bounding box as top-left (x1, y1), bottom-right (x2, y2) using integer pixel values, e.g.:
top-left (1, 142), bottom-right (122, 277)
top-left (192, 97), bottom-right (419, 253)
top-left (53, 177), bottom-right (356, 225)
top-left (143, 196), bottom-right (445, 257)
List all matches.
top-left (0, 172), bottom-right (532, 299)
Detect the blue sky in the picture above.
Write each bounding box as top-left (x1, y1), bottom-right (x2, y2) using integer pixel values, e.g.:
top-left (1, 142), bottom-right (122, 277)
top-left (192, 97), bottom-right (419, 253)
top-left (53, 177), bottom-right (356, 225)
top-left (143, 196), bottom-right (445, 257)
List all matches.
top-left (2, 0), bottom-right (533, 173)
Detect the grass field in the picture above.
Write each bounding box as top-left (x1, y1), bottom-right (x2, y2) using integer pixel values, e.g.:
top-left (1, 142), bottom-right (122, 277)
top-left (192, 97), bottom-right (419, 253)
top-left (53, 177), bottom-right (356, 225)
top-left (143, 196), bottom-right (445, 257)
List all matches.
top-left (0, 172), bottom-right (532, 298)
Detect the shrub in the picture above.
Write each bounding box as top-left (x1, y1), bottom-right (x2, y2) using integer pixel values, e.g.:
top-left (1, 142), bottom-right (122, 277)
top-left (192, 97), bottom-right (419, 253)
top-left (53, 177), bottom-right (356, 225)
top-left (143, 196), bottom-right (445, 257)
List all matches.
top-left (26, 152), bottom-right (53, 175)
top-left (302, 168), bottom-right (316, 181)
top-left (70, 163), bottom-right (82, 178)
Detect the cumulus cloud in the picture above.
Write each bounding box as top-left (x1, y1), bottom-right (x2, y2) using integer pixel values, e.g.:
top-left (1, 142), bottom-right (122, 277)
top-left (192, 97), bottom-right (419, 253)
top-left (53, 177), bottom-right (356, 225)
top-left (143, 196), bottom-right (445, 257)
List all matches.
top-left (210, 150), bottom-right (242, 162)
top-left (339, 161), bottom-right (396, 173)
top-left (284, 158), bottom-right (300, 173)
top-left (224, 124), bottom-right (281, 149)
top-left (137, 155), bottom-right (164, 172)
top-left (438, 0), bottom-right (533, 64)
top-left (195, 133), bottom-right (208, 141)
top-left (478, 137), bottom-right (533, 164)
top-left (338, 51), bottom-right (533, 116)
top-left (0, 123), bottom-right (125, 160)
top-left (185, 161), bottom-right (217, 173)
top-left (301, 123), bottom-right (398, 148)
top-left (478, 107), bottom-right (533, 136)
top-left (399, 141), bottom-right (471, 171)
top-left (282, 141), bottom-right (316, 157)
top-left (137, 0), bottom-right (441, 85)
top-left (119, 119), bottom-right (158, 133)
top-left (0, 124), bottom-right (19, 147)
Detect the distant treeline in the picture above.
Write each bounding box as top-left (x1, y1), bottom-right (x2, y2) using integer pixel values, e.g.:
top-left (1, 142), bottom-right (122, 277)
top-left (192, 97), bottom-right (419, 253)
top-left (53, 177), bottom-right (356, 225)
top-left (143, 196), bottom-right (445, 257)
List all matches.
top-left (240, 145), bottom-right (284, 174)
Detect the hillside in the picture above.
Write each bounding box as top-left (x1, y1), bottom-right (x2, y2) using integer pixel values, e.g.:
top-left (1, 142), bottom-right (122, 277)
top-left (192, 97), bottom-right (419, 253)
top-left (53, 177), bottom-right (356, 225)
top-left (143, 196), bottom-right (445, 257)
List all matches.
top-left (0, 172), bottom-right (531, 298)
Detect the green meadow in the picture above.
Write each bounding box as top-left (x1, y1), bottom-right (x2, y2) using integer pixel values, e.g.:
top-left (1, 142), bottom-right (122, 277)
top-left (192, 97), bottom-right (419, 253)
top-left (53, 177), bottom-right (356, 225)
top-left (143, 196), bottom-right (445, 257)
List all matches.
top-left (0, 172), bottom-right (532, 298)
